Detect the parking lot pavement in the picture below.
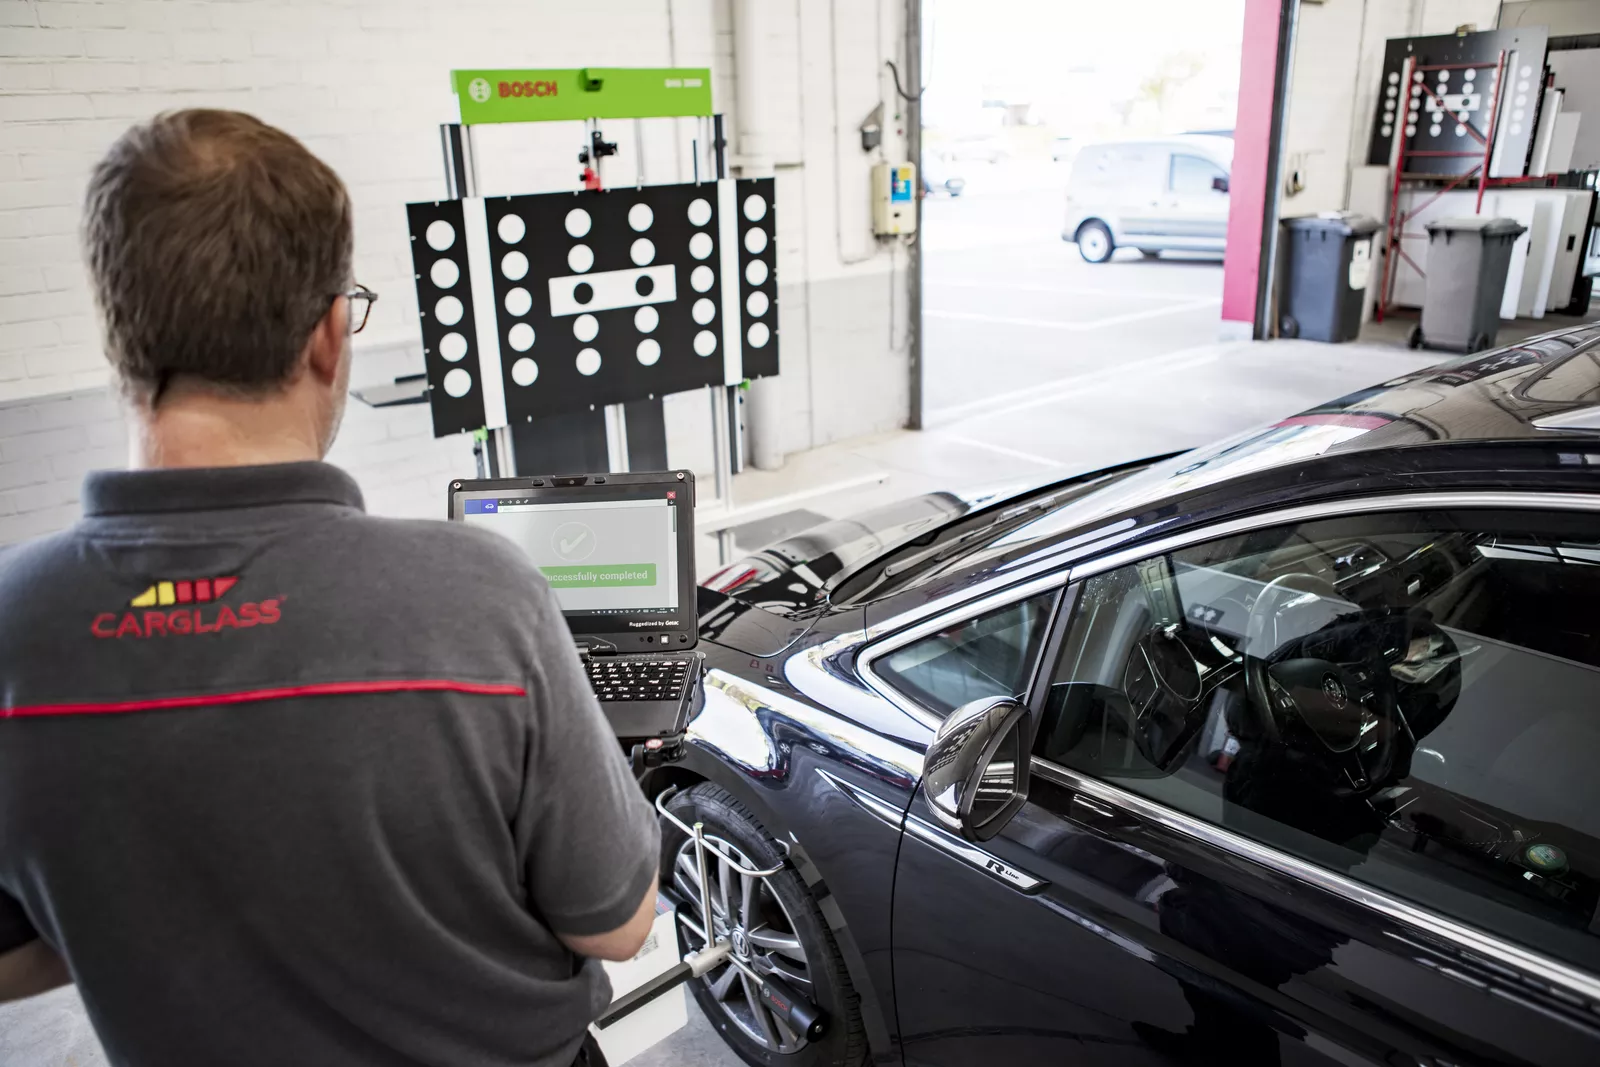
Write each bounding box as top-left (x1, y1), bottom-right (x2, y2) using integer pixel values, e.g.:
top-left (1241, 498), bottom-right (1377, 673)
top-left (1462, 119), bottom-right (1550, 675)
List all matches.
top-left (921, 179), bottom-right (1225, 418)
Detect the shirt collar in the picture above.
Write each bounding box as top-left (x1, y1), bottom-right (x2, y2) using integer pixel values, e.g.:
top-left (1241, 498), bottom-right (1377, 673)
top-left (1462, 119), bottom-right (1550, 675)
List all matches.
top-left (82, 462), bottom-right (366, 518)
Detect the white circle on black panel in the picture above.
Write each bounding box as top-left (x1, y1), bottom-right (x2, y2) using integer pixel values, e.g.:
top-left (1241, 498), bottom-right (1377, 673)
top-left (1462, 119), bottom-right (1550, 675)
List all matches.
top-left (692, 298), bottom-right (715, 325)
top-left (442, 367), bottom-right (472, 397)
top-left (634, 306), bottom-right (659, 333)
top-left (636, 339), bottom-right (661, 366)
top-left (1387, 71), bottom-right (1399, 84)
top-left (1455, 124), bottom-right (1466, 137)
top-left (1385, 85), bottom-right (1397, 99)
top-left (511, 357), bottom-right (538, 386)
top-left (565, 208), bottom-right (592, 237)
top-left (501, 251), bottom-right (528, 281)
top-left (1438, 70), bottom-right (1449, 83)
top-left (689, 232), bottom-right (714, 260)
top-left (576, 348), bottom-right (601, 376)
top-left (687, 198), bottom-right (712, 227)
top-left (435, 295), bottom-right (464, 325)
top-left (568, 244), bottom-right (594, 273)
top-left (425, 220), bottom-right (455, 251)
top-left (508, 323), bottom-right (535, 351)
top-left (745, 260), bottom-right (769, 286)
top-left (1381, 125), bottom-right (1393, 137)
top-left (573, 314), bottom-right (599, 342)
top-left (504, 287), bottom-right (532, 317)
top-left (439, 332), bottom-right (468, 362)
top-left (628, 203), bottom-right (654, 231)
top-left (1464, 68), bottom-right (1476, 82)
top-left (743, 194), bottom-right (767, 221)
top-left (630, 238), bottom-right (656, 266)
top-left (1413, 71), bottom-right (1424, 82)
top-left (430, 259), bottom-right (459, 289)
top-left (1405, 124), bottom-right (1416, 137)
top-left (691, 265), bottom-right (715, 292)
top-left (744, 228), bottom-right (768, 254)
top-left (497, 214), bottom-right (525, 244)
top-left (693, 330), bottom-right (716, 357)
top-left (746, 291), bottom-right (769, 317)
top-left (747, 322), bottom-right (770, 349)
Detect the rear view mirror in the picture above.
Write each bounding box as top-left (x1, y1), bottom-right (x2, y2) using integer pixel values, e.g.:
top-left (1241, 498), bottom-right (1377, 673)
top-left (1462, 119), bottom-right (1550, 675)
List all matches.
top-left (1212, 175), bottom-right (1230, 193)
top-left (925, 696), bottom-right (1030, 842)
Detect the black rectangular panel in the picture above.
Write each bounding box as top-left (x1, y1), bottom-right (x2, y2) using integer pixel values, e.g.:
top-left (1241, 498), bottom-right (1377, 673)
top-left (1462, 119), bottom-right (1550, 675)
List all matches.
top-left (1365, 27), bottom-right (1548, 177)
top-left (483, 183), bottom-right (728, 421)
top-left (405, 199), bottom-right (488, 437)
top-left (734, 177), bottom-right (780, 380)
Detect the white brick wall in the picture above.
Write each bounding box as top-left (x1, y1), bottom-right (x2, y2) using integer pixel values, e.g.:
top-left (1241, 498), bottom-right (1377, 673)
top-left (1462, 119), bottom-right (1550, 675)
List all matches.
top-left (0, 0), bottom-right (913, 546)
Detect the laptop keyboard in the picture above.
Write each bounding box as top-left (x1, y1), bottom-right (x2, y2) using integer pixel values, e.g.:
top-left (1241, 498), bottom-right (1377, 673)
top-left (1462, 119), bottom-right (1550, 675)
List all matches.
top-left (585, 658), bottom-right (694, 703)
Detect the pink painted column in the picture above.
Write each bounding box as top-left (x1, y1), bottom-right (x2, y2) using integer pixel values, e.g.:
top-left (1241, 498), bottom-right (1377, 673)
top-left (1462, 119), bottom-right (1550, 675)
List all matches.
top-left (1221, 0), bottom-right (1287, 335)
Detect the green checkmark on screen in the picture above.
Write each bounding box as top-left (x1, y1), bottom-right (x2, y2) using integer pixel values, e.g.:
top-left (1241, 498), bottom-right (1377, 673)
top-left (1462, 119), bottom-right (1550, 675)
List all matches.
top-left (540, 564), bottom-right (657, 588)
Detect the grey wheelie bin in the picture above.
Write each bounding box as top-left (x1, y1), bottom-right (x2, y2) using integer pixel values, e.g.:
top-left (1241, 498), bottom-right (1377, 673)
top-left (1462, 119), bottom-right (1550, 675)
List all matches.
top-left (1279, 213), bottom-right (1381, 342)
top-left (1412, 217), bottom-right (1526, 354)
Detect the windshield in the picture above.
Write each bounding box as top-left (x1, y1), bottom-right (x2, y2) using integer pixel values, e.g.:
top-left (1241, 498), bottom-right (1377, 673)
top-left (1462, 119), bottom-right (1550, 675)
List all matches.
top-left (827, 462), bottom-right (1152, 606)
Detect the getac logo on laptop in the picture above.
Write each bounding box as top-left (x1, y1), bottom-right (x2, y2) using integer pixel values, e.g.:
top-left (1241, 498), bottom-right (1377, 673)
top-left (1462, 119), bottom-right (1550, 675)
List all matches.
top-left (92, 575), bottom-right (283, 639)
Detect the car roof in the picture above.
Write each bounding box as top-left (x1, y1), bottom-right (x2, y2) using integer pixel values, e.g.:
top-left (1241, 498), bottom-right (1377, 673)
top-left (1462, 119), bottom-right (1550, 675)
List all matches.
top-left (885, 323), bottom-right (1600, 604)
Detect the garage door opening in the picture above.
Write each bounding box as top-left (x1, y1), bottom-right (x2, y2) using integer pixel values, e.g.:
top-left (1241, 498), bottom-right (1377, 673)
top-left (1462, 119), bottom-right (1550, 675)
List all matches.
top-left (918, 0), bottom-right (1248, 430)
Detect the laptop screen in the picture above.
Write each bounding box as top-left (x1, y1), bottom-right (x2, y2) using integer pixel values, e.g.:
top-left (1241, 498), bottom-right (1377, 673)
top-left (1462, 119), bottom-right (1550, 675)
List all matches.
top-left (449, 472), bottom-right (696, 649)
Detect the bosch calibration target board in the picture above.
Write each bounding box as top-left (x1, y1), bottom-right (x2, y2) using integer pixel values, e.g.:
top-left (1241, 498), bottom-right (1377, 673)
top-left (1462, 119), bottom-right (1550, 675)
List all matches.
top-left (406, 179), bottom-right (779, 435)
top-left (406, 199), bottom-right (491, 436)
top-left (733, 177), bottom-right (778, 380)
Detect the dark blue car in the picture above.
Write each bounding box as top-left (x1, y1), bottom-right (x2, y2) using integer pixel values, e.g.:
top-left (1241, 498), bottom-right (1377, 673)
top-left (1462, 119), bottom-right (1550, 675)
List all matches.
top-left (648, 322), bottom-right (1600, 1067)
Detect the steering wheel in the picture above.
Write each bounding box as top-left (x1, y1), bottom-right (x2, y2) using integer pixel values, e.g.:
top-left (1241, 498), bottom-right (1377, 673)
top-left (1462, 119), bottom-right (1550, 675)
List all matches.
top-left (1243, 573), bottom-right (1406, 797)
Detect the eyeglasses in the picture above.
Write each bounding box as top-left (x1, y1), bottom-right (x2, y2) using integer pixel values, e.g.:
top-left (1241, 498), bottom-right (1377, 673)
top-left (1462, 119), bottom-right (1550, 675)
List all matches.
top-left (342, 283), bottom-right (378, 334)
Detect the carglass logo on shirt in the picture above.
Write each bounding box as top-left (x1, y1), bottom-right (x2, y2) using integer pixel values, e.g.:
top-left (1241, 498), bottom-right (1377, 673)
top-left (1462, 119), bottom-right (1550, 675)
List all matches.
top-left (92, 575), bottom-right (282, 639)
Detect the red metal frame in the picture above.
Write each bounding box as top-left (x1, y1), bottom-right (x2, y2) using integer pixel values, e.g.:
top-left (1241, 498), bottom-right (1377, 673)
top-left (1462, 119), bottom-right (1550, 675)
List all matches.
top-left (1375, 50), bottom-right (1554, 322)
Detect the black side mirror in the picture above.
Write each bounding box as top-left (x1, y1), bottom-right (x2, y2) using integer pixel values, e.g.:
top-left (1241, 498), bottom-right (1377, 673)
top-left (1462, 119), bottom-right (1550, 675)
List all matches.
top-left (925, 696), bottom-right (1030, 842)
top-left (1212, 175), bottom-right (1230, 193)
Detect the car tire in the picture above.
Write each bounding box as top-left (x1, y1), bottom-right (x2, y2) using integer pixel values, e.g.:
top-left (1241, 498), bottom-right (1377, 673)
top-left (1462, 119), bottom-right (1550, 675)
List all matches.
top-left (1279, 314), bottom-right (1299, 339)
top-left (1077, 221), bottom-right (1115, 264)
top-left (662, 783), bottom-right (868, 1067)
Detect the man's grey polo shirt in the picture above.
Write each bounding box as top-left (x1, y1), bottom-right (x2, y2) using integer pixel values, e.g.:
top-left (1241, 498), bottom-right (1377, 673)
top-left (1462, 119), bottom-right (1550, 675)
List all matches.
top-left (0, 462), bottom-right (659, 1067)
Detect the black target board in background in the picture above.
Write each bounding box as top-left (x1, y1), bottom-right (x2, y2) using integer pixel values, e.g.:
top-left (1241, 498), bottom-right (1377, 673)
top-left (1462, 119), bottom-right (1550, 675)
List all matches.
top-left (734, 177), bottom-right (779, 380)
top-left (1364, 26), bottom-right (1548, 178)
top-left (484, 183), bottom-right (729, 422)
top-left (406, 200), bottom-right (488, 436)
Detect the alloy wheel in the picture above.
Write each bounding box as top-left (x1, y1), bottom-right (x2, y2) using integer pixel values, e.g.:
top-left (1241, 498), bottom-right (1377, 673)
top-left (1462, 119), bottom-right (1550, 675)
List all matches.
top-left (672, 834), bottom-right (814, 1053)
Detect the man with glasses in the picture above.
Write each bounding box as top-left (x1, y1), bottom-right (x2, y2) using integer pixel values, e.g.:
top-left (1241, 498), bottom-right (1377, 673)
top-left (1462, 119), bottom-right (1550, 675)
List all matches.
top-left (0, 110), bottom-right (658, 1067)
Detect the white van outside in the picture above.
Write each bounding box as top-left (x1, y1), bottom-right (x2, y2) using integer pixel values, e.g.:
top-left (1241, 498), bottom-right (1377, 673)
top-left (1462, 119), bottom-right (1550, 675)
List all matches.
top-left (1062, 135), bottom-right (1233, 263)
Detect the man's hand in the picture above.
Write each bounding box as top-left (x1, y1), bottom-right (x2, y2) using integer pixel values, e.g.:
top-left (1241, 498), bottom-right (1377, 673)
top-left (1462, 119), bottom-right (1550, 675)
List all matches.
top-left (0, 940), bottom-right (71, 1004)
top-left (557, 876), bottom-right (659, 963)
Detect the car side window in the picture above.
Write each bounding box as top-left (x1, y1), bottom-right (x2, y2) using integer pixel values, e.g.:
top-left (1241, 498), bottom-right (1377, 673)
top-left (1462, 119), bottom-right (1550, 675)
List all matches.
top-left (874, 590), bottom-right (1059, 718)
top-left (1033, 509), bottom-right (1600, 974)
top-left (1170, 153), bottom-right (1225, 195)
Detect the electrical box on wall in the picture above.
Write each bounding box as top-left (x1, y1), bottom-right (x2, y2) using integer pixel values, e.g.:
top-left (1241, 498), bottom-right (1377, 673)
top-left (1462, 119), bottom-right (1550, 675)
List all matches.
top-left (872, 162), bottom-right (917, 235)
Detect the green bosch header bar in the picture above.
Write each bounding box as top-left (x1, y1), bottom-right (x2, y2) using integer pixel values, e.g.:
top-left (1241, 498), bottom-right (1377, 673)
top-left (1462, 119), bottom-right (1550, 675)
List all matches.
top-left (451, 68), bottom-right (713, 124)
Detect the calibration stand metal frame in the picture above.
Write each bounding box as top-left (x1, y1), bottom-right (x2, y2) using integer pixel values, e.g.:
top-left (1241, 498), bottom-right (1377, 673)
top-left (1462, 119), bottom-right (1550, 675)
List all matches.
top-left (436, 73), bottom-right (744, 565)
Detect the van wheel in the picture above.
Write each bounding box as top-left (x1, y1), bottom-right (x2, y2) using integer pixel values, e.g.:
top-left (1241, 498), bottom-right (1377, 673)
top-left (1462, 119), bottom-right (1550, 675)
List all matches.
top-left (1077, 221), bottom-right (1115, 264)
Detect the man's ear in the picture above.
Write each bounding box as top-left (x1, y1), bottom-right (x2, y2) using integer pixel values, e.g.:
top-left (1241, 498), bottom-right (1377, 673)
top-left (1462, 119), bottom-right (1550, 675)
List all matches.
top-left (304, 298), bottom-right (348, 386)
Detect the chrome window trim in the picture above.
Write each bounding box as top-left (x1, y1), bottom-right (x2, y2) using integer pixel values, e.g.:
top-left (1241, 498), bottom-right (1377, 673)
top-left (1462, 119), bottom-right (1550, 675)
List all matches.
top-left (855, 490), bottom-right (1600, 732)
top-left (1032, 760), bottom-right (1600, 1007)
top-left (1061, 490), bottom-right (1600, 585)
top-left (858, 571), bottom-right (1071, 730)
